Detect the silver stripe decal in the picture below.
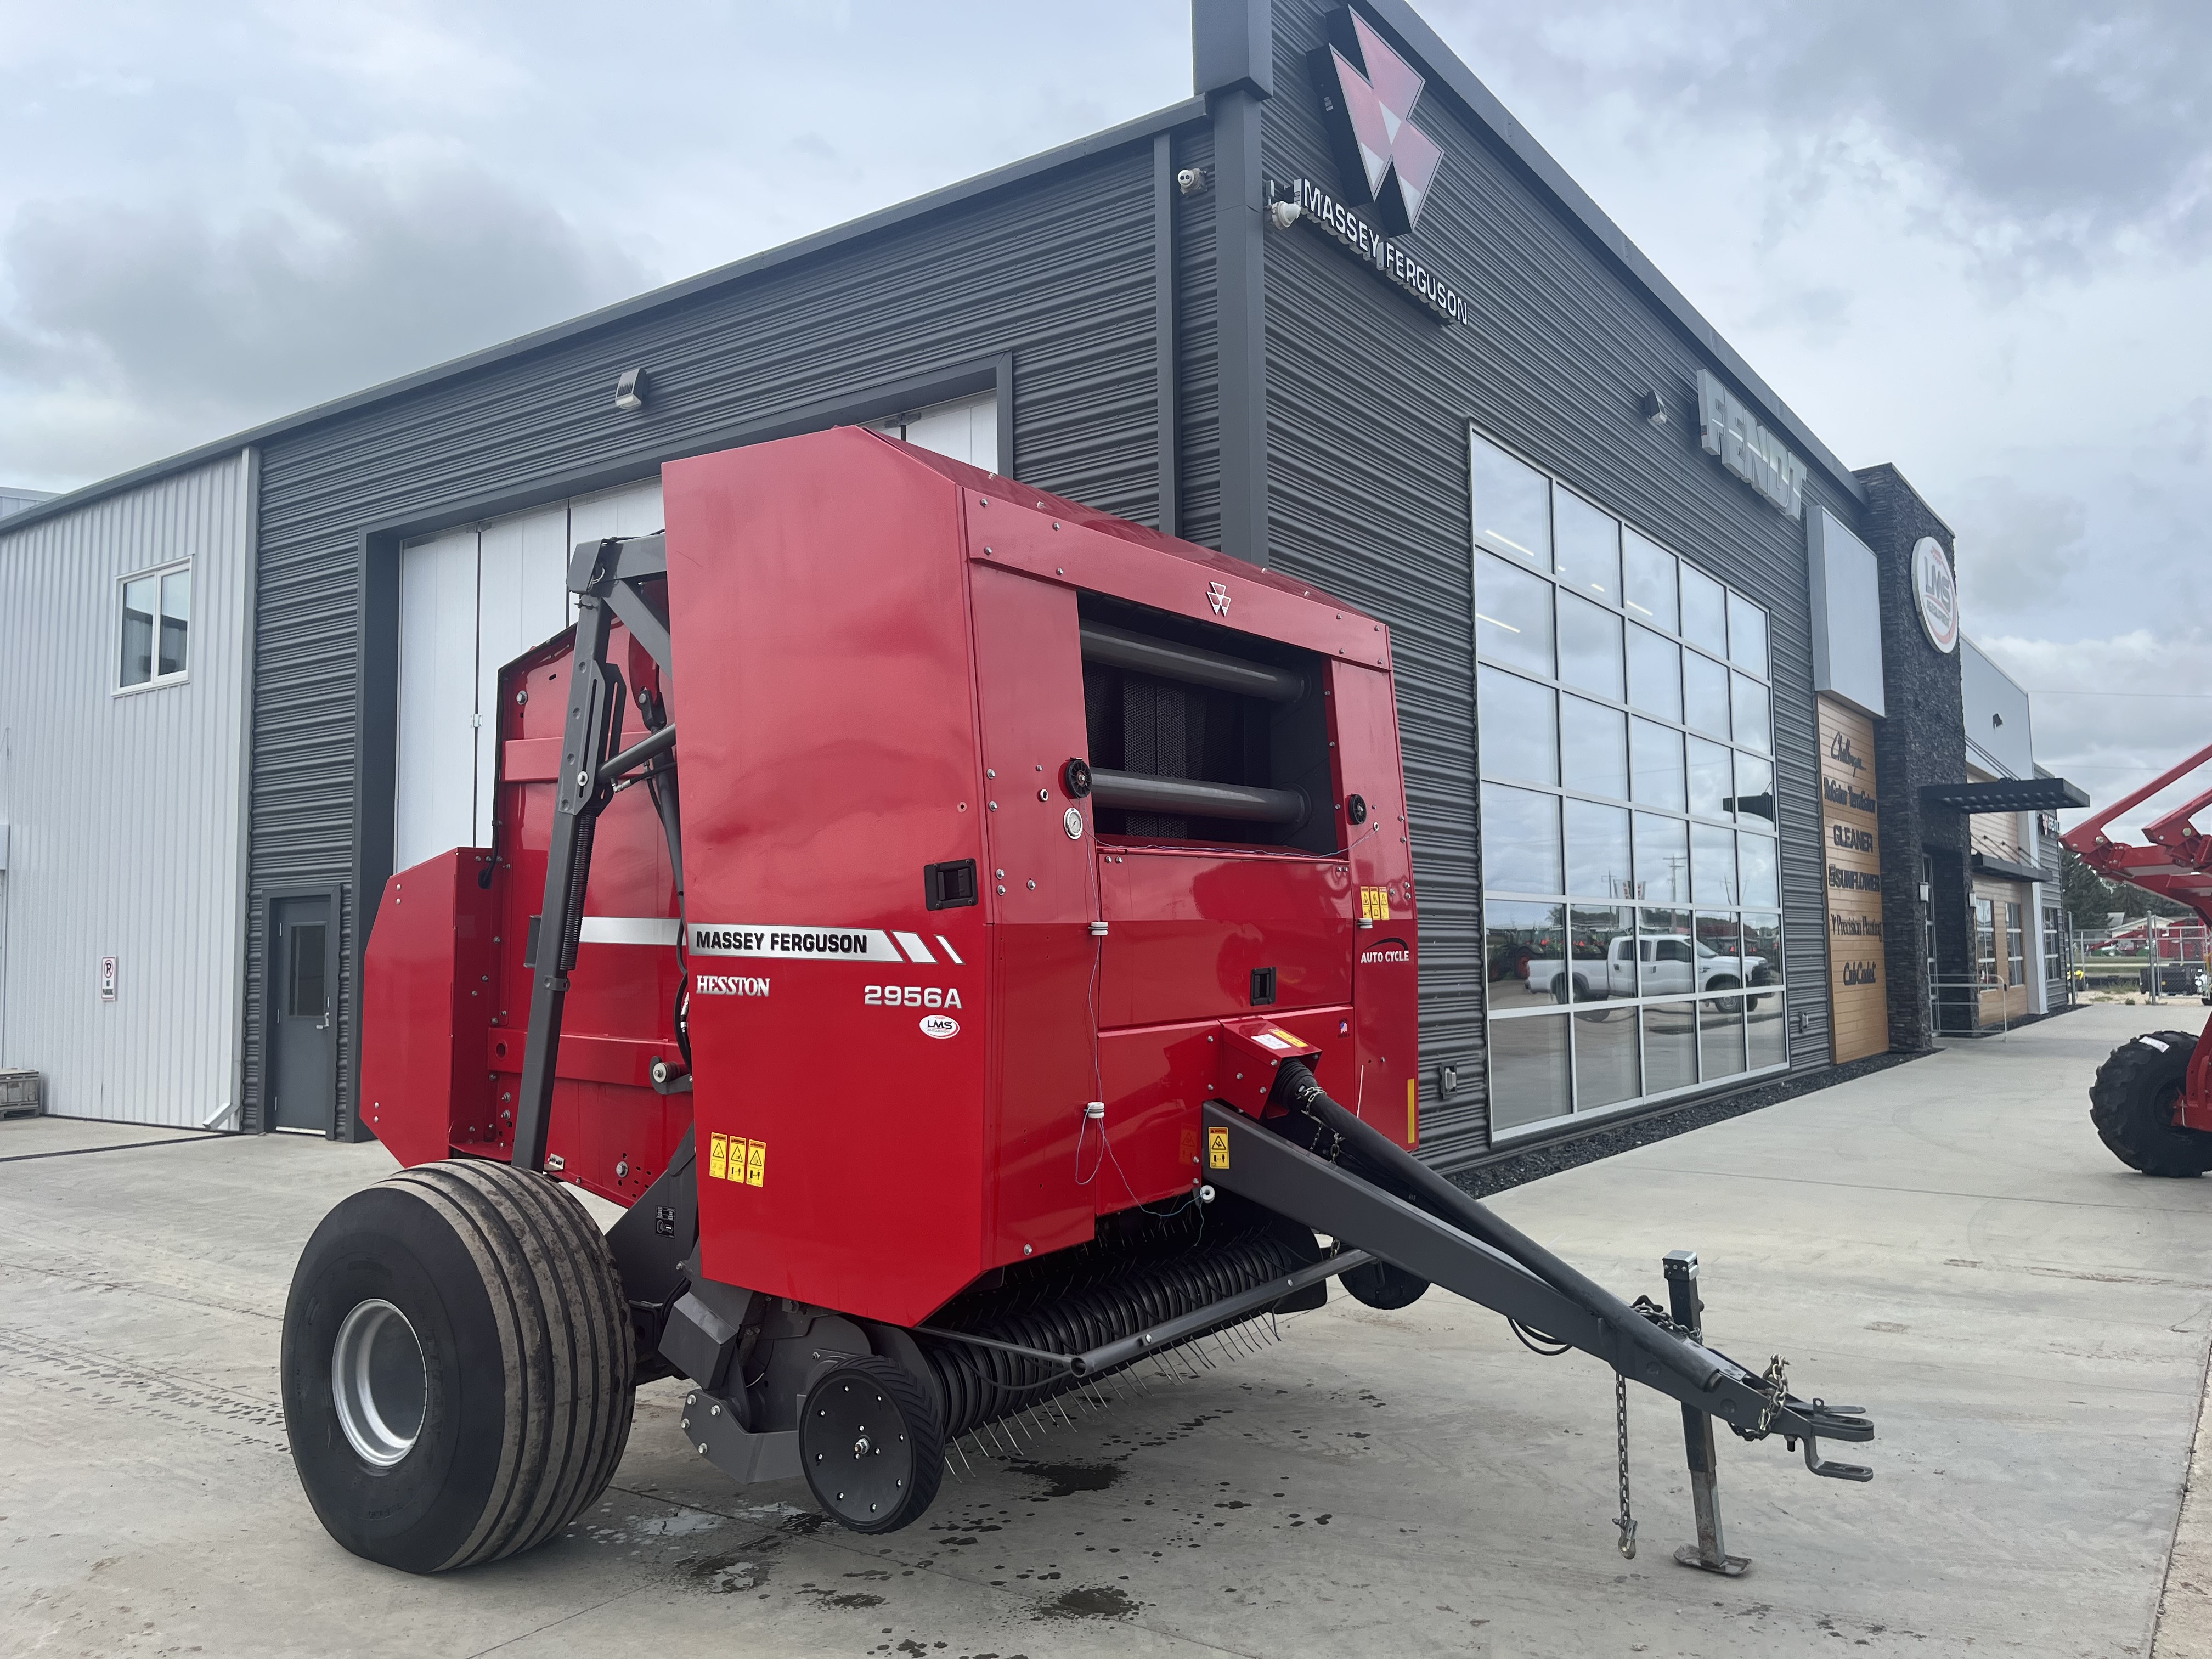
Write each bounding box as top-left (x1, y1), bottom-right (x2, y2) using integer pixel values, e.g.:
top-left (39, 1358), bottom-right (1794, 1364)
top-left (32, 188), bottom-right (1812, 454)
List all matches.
top-left (891, 930), bottom-right (937, 964)
top-left (936, 935), bottom-right (963, 966)
top-left (578, 916), bottom-right (681, 947)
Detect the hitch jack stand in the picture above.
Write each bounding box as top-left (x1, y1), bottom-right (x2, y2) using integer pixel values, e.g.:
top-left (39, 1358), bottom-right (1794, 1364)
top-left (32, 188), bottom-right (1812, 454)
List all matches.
top-left (1666, 1250), bottom-right (1751, 1578)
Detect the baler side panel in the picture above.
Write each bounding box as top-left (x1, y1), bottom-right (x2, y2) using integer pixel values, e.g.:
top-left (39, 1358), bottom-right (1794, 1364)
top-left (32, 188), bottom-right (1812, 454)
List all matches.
top-left (1333, 661), bottom-right (1421, 1150)
top-left (362, 849), bottom-right (498, 1165)
top-left (967, 563), bottom-right (1102, 1254)
top-left (664, 433), bottom-right (991, 1325)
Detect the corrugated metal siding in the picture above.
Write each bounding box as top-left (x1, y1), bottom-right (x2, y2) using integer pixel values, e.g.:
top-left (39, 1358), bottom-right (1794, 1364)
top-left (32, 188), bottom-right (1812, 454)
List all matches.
top-left (1173, 124), bottom-right (1221, 549)
top-left (0, 454), bottom-right (252, 1125)
top-left (247, 135), bottom-right (1188, 1133)
top-left (1261, 0), bottom-right (1844, 1166)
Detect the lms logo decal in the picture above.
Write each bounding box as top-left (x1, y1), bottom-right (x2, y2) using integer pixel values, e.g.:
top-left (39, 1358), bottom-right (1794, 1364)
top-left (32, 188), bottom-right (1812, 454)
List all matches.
top-left (919, 1014), bottom-right (960, 1039)
top-left (1310, 8), bottom-right (1444, 237)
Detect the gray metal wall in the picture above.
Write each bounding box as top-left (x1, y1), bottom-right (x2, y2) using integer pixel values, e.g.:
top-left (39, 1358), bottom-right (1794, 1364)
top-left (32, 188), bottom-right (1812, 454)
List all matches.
top-left (245, 125), bottom-right (1197, 1135)
top-left (1259, 0), bottom-right (1856, 1164)
top-left (0, 454), bottom-right (254, 1125)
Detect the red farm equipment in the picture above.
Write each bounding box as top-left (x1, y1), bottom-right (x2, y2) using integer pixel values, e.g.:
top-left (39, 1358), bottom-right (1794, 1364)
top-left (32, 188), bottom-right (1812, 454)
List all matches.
top-left (2062, 744), bottom-right (2212, 1174)
top-left (279, 428), bottom-right (1872, 1577)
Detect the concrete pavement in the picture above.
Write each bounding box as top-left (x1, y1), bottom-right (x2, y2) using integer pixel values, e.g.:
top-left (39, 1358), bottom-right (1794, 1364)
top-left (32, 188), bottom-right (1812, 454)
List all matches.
top-left (4, 1002), bottom-right (2209, 1658)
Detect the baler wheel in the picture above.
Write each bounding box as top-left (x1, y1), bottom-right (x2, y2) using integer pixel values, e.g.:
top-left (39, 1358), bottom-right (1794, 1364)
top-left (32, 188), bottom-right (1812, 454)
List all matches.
top-left (280, 1161), bottom-right (635, 1573)
top-left (799, 1356), bottom-right (943, 1533)
top-left (2091, 1031), bottom-right (2212, 1177)
top-left (1342, 1259), bottom-right (1430, 1310)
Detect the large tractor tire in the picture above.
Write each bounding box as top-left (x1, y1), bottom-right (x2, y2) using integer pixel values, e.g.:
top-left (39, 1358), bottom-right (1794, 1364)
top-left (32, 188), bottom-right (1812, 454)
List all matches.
top-left (281, 1161), bottom-right (635, 1573)
top-left (2090, 1031), bottom-right (2212, 1177)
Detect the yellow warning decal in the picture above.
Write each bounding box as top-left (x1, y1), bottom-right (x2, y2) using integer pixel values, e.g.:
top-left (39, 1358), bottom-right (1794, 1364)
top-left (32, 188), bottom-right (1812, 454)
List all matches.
top-left (708, 1132), bottom-right (729, 1181)
top-left (745, 1139), bottom-right (766, 1188)
top-left (1406, 1078), bottom-right (1419, 1146)
top-left (1180, 1127), bottom-right (1199, 1167)
top-left (1207, 1126), bottom-right (1231, 1171)
top-left (1361, 886), bottom-right (1390, 921)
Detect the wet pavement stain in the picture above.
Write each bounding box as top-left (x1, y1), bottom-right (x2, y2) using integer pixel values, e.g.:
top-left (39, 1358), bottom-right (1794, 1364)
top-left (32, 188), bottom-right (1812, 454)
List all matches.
top-left (1013, 1459), bottom-right (1124, 1498)
top-left (1035, 1584), bottom-right (1138, 1620)
top-left (685, 1553), bottom-right (768, 1593)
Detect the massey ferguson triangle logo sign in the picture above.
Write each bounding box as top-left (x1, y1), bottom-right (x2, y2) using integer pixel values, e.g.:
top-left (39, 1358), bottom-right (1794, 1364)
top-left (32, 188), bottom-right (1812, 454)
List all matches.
top-left (1310, 8), bottom-right (1444, 237)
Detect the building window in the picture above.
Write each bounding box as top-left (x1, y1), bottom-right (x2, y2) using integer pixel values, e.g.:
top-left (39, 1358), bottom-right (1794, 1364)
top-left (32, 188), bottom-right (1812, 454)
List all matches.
top-left (1974, 898), bottom-right (1997, 986)
top-left (2043, 906), bottom-right (2063, 986)
top-left (1473, 430), bottom-right (1784, 1137)
top-left (2006, 901), bottom-right (2025, 986)
top-left (119, 562), bottom-right (191, 690)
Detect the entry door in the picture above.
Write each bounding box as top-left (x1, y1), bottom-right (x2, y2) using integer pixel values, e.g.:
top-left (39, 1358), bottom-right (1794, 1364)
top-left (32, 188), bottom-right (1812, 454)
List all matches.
top-left (271, 896), bottom-right (335, 1132)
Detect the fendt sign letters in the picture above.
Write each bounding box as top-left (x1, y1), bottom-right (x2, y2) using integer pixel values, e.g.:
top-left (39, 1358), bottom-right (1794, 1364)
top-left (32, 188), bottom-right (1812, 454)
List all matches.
top-left (1273, 7), bottom-right (1466, 325)
top-left (1697, 369), bottom-right (1808, 520)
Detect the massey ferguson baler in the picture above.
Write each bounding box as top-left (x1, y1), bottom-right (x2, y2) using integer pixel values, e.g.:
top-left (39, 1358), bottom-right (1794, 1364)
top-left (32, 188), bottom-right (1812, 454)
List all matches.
top-left (280, 427), bottom-right (1872, 1577)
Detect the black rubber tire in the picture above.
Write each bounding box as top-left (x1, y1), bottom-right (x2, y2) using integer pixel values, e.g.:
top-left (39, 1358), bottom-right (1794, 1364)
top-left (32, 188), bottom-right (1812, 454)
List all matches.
top-left (1342, 1259), bottom-right (1430, 1310)
top-left (2091, 1031), bottom-right (2212, 1177)
top-left (1706, 975), bottom-right (1743, 1014)
top-left (281, 1160), bottom-right (636, 1573)
top-left (799, 1355), bottom-right (943, 1534)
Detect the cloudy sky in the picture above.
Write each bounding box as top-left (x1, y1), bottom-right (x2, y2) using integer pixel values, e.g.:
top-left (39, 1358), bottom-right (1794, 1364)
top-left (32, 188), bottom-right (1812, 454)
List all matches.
top-left (4, 1), bottom-right (2207, 835)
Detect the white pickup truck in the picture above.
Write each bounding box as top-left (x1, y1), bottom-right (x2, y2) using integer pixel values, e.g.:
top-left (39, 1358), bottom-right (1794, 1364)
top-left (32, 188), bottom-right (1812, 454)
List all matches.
top-left (1525, 933), bottom-right (1767, 1008)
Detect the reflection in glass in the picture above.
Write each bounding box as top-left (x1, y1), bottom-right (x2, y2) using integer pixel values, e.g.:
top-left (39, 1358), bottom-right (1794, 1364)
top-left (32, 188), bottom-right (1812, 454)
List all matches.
top-left (1739, 833), bottom-right (1779, 907)
top-left (1638, 907), bottom-right (1695, 996)
top-left (1622, 529), bottom-right (1679, 634)
top-left (1574, 1001), bottom-right (1640, 1109)
top-left (1482, 783), bottom-right (1561, 894)
top-left (1681, 563), bottom-right (1727, 654)
top-left (1564, 800), bottom-right (1633, 900)
top-left (1730, 753), bottom-right (1775, 823)
top-left (1486, 900), bottom-right (1568, 1011)
top-left (1691, 823), bottom-right (1737, 904)
top-left (1700, 998), bottom-right (1747, 1078)
top-left (1688, 736), bottom-right (1733, 819)
top-left (1472, 433), bottom-right (1552, 569)
top-left (1626, 626), bottom-right (1682, 721)
top-left (1564, 904), bottom-right (1634, 1011)
top-left (1743, 912), bottom-right (1785, 993)
top-left (1683, 650), bottom-right (1730, 736)
top-left (1553, 486), bottom-right (1621, 606)
top-left (1748, 992), bottom-right (1788, 1069)
top-left (158, 569), bottom-right (191, 678)
top-left (1558, 591), bottom-right (1624, 701)
top-left (1642, 1001), bottom-right (1699, 1093)
top-left (1732, 673), bottom-right (1772, 754)
top-left (1727, 591), bottom-right (1768, 676)
top-left (1634, 812), bottom-right (1689, 902)
top-left (1630, 719), bottom-right (1686, 810)
top-left (1478, 667), bottom-right (1557, 785)
top-left (1489, 1013), bottom-right (1572, 1130)
top-left (1696, 914), bottom-right (1745, 997)
top-left (121, 575), bottom-right (156, 687)
top-left (1476, 552), bottom-right (1554, 678)
top-left (1561, 697), bottom-right (1628, 802)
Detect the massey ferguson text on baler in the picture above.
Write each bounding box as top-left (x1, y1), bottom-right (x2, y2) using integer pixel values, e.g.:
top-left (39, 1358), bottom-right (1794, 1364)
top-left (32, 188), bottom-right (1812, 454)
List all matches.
top-left (279, 428), bottom-right (1873, 1577)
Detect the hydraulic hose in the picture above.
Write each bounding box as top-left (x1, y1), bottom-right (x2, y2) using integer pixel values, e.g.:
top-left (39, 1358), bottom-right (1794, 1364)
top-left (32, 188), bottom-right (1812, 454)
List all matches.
top-left (1267, 1060), bottom-right (1724, 1395)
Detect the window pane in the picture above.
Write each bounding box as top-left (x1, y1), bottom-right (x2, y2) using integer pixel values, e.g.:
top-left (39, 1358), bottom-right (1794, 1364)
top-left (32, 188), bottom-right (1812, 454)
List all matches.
top-left (1681, 563), bottom-right (1727, 654)
top-left (1626, 626), bottom-right (1682, 721)
top-left (1482, 783), bottom-right (1561, 895)
top-left (1739, 833), bottom-right (1779, 907)
top-left (121, 575), bottom-right (156, 687)
top-left (1642, 1001), bottom-right (1699, 1092)
top-left (1478, 667), bottom-right (1558, 785)
top-left (287, 923), bottom-right (328, 1018)
top-left (1574, 1001), bottom-right (1640, 1110)
top-left (1488, 1012), bottom-right (1571, 1131)
top-left (1471, 433), bottom-right (1552, 569)
top-left (1688, 736), bottom-right (1733, 819)
top-left (1486, 899), bottom-right (1568, 1012)
top-left (1691, 823), bottom-right (1737, 904)
top-left (1638, 906), bottom-right (1694, 996)
top-left (1684, 650), bottom-right (1730, 736)
top-left (1561, 697), bottom-right (1628, 801)
top-left (1634, 811), bottom-right (1689, 903)
top-left (1975, 898), bottom-right (1997, 985)
top-left (1568, 903), bottom-right (1634, 1005)
top-left (1748, 991), bottom-right (1787, 1069)
top-left (1564, 800), bottom-right (1632, 899)
top-left (1699, 998), bottom-right (1748, 1079)
top-left (1629, 719), bottom-right (1686, 811)
top-left (1732, 674), bottom-right (1772, 754)
top-left (1743, 912), bottom-right (1785, 990)
top-left (1726, 591), bottom-right (1767, 676)
top-left (1621, 529), bottom-right (1679, 634)
top-left (1557, 592), bottom-right (1624, 701)
top-left (1731, 753), bottom-right (1775, 825)
top-left (2006, 901), bottom-right (2025, 985)
top-left (1553, 486), bottom-right (1621, 608)
top-left (158, 568), bottom-right (191, 678)
top-left (1696, 913), bottom-right (1745, 991)
top-left (1476, 552), bottom-right (1555, 678)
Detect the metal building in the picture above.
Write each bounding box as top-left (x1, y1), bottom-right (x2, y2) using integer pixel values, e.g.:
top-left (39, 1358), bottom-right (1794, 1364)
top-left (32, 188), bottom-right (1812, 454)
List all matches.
top-left (0, 0), bottom-right (2081, 1171)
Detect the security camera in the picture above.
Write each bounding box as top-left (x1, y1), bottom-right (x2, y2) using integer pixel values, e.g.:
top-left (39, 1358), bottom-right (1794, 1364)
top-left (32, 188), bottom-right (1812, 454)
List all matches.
top-left (1176, 167), bottom-right (1210, 196)
top-left (1268, 199), bottom-right (1303, 230)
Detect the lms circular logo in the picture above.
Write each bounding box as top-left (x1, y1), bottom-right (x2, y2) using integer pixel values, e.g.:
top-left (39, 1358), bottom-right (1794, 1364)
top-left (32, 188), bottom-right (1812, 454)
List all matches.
top-left (1912, 536), bottom-right (1959, 654)
top-left (919, 1014), bottom-right (959, 1039)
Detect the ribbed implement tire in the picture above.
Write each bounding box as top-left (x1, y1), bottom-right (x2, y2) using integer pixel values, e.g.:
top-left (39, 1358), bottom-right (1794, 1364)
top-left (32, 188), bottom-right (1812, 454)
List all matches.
top-left (281, 1160), bottom-right (635, 1572)
top-left (2090, 1031), bottom-right (2212, 1177)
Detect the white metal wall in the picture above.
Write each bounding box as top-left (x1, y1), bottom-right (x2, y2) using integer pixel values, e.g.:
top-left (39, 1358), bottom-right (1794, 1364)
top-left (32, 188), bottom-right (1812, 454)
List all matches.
top-left (0, 454), bottom-right (254, 1124)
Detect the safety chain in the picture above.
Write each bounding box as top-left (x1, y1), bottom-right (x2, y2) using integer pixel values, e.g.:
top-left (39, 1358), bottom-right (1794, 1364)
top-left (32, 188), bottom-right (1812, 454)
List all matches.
top-left (1612, 1370), bottom-right (1637, 1559)
top-left (1753, 1355), bottom-right (1790, 1437)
